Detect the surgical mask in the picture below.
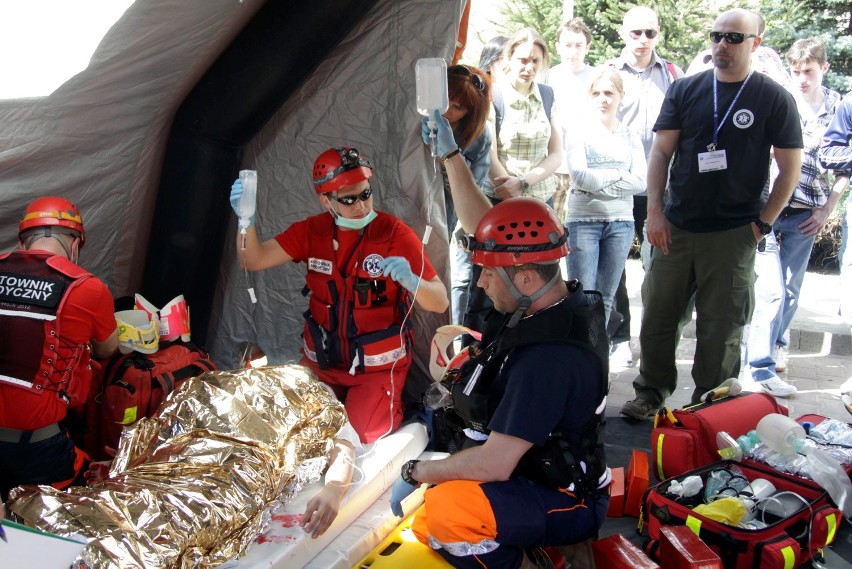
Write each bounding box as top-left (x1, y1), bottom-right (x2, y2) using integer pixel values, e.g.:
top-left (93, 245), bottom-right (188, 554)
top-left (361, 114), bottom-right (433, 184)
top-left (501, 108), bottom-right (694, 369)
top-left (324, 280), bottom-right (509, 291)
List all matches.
top-left (334, 209), bottom-right (377, 230)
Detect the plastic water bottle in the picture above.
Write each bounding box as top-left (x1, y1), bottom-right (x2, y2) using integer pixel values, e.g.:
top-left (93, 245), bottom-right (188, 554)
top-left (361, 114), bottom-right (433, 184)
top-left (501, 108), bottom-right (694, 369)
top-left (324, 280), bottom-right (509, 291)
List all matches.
top-left (415, 58), bottom-right (449, 157)
top-left (237, 169), bottom-right (257, 249)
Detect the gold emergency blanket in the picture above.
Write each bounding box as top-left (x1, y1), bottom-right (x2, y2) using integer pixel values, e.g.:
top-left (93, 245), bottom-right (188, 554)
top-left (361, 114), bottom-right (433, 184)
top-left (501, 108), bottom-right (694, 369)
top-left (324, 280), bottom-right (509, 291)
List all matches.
top-left (7, 364), bottom-right (346, 569)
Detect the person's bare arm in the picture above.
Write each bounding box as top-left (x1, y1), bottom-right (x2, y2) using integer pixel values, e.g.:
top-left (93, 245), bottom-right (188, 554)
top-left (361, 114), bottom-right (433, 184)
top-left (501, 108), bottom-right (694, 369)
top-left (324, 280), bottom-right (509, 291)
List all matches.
top-left (799, 174), bottom-right (848, 236)
top-left (444, 152), bottom-right (494, 235)
top-left (413, 276), bottom-right (449, 313)
top-left (301, 439), bottom-right (355, 539)
top-left (645, 129), bottom-right (680, 255)
top-left (237, 226), bottom-right (294, 271)
top-left (410, 431), bottom-right (532, 484)
top-left (92, 329), bottom-right (118, 359)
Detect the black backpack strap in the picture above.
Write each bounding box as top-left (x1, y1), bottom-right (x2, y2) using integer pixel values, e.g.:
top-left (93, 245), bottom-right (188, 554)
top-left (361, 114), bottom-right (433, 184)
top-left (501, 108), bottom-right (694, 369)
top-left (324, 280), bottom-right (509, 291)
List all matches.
top-left (492, 86), bottom-right (504, 141)
top-left (538, 83), bottom-right (554, 122)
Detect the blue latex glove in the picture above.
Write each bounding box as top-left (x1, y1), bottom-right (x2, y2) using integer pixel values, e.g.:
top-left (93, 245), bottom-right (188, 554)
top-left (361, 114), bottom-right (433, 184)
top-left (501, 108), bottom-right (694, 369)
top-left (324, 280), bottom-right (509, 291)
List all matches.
top-left (379, 256), bottom-right (420, 293)
top-left (229, 178), bottom-right (256, 228)
top-left (421, 109), bottom-right (458, 159)
top-left (390, 477), bottom-right (419, 518)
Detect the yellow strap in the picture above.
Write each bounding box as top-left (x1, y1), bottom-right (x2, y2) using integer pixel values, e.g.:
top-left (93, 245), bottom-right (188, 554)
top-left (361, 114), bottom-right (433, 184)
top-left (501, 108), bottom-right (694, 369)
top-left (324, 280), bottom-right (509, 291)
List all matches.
top-left (826, 513), bottom-right (837, 544)
top-left (655, 434), bottom-right (666, 481)
top-left (685, 514), bottom-right (702, 535)
top-left (781, 545), bottom-right (795, 569)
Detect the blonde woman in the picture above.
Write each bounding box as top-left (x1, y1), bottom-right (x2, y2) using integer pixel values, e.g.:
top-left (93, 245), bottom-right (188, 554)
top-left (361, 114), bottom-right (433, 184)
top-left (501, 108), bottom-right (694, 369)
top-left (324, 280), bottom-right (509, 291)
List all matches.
top-left (564, 68), bottom-right (646, 328)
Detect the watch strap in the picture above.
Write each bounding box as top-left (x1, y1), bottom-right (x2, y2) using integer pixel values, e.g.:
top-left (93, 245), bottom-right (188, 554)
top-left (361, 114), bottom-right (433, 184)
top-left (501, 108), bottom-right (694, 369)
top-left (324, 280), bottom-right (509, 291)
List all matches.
top-left (401, 459), bottom-right (420, 485)
top-left (754, 218), bottom-right (772, 235)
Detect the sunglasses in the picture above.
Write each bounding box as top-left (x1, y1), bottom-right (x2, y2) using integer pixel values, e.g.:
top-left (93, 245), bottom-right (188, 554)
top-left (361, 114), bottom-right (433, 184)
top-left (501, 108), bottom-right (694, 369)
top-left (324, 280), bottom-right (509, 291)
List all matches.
top-left (449, 65), bottom-right (486, 92)
top-left (629, 29), bottom-right (658, 39)
top-left (709, 31), bottom-right (758, 44)
top-left (329, 187), bottom-right (373, 206)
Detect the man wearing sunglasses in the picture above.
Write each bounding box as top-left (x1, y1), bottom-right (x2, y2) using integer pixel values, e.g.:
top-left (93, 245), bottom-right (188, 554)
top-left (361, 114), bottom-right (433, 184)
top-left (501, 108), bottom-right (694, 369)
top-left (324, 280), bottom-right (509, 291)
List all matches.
top-left (228, 147), bottom-right (448, 444)
top-left (607, 6), bottom-right (684, 370)
top-left (621, 9), bottom-right (803, 421)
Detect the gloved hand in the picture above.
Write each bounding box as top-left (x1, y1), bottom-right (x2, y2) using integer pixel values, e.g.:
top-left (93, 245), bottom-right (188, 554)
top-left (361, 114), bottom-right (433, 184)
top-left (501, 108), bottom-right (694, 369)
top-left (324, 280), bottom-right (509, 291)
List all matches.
top-left (229, 179), bottom-right (255, 228)
top-left (390, 477), bottom-right (419, 518)
top-left (379, 256), bottom-right (420, 293)
top-left (420, 109), bottom-right (458, 159)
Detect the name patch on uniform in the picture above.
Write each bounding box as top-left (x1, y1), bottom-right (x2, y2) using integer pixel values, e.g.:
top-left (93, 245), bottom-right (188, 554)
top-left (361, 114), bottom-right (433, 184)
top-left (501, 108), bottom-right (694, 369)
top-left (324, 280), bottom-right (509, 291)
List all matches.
top-left (308, 257), bottom-right (333, 275)
top-left (363, 254), bottom-right (384, 278)
top-left (0, 272), bottom-right (66, 308)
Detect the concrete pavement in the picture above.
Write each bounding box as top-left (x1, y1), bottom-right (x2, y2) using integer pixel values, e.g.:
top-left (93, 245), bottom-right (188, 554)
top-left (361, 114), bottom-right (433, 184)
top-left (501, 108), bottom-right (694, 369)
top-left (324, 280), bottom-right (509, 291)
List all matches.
top-left (607, 259), bottom-right (852, 421)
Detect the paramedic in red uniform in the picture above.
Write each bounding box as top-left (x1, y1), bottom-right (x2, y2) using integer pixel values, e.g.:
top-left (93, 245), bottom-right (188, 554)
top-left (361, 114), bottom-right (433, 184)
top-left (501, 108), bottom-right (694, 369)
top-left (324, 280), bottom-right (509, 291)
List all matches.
top-left (0, 197), bottom-right (118, 500)
top-left (229, 147), bottom-right (448, 443)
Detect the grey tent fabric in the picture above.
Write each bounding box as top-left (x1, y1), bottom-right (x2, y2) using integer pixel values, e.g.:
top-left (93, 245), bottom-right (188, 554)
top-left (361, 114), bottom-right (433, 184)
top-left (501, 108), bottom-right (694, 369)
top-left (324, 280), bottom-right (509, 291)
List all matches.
top-left (0, 0), bottom-right (463, 405)
top-left (208, 0), bottom-right (461, 404)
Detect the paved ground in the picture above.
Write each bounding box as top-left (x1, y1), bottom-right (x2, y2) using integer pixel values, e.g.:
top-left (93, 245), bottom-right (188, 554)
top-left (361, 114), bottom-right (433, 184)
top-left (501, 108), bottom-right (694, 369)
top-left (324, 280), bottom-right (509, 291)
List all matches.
top-left (608, 259), bottom-right (852, 420)
top-left (601, 259), bottom-right (852, 567)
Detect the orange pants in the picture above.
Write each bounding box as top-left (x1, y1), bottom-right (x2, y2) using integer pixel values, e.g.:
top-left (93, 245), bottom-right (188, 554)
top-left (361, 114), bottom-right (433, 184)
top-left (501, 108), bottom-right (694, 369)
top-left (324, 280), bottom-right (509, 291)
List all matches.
top-left (412, 478), bottom-right (609, 569)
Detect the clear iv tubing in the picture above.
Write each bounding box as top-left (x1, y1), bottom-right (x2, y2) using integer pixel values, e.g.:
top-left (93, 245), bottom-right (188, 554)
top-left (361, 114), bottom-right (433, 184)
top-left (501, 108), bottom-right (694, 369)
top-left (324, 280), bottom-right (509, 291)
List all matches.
top-left (428, 120), bottom-right (438, 157)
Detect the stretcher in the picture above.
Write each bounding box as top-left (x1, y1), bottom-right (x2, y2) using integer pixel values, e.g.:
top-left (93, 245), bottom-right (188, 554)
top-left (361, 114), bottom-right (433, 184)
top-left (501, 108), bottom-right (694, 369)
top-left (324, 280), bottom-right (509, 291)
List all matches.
top-left (225, 421), bottom-right (434, 568)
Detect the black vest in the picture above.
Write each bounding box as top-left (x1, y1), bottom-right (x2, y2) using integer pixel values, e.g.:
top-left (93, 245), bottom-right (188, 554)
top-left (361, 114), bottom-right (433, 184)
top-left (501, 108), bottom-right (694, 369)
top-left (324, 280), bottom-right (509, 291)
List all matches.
top-left (441, 282), bottom-right (610, 495)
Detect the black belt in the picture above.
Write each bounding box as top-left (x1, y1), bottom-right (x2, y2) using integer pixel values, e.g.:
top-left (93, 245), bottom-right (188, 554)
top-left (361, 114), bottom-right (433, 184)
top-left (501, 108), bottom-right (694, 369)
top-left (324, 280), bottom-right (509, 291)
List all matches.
top-left (0, 422), bottom-right (61, 443)
top-left (780, 206), bottom-right (812, 218)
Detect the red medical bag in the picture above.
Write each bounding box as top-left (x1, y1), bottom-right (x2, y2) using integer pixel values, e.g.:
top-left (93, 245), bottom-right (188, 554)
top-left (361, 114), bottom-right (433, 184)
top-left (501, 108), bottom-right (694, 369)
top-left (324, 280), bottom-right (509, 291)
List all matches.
top-left (651, 393), bottom-right (787, 482)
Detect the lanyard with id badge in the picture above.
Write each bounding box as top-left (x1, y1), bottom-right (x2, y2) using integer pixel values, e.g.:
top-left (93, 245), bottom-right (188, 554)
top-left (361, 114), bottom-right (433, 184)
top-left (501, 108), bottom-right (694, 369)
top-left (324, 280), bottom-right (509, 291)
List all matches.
top-left (698, 71), bottom-right (754, 173)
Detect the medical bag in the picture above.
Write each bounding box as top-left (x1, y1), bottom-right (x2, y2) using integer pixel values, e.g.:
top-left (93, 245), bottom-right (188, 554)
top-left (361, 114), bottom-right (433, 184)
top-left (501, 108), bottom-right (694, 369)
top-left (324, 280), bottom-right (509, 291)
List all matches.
top-left (85, 341), bottom-right (217, 459)
top-left (641, 460), bottom-right (842, 569)
top-left (651, 393), bottom-right (787, 482)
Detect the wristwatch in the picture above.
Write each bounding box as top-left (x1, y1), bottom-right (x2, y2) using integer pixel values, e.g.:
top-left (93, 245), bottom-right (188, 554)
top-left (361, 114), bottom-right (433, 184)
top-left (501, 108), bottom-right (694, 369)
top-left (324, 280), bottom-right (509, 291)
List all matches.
top-left (518, 175), bottom-right (530, 191)
top-left (753, 218), bottom-right (773, 235)
top-left (401, 459), bottom-right (420, 485)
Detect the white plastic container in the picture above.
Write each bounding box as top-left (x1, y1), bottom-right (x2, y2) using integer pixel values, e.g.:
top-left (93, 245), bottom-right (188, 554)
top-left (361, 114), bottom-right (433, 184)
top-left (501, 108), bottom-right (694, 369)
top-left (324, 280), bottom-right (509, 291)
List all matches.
top-left (237, 169), bottom-right (257, 234)
top-left (756, 413), bottom-right (805, 457)
top-left (415, 58), bottom-right (449, 116)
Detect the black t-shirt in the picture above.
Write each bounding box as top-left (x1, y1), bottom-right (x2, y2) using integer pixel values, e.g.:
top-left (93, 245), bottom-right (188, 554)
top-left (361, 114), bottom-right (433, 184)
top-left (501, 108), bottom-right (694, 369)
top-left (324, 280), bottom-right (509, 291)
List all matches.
top-left (487, 293), bottom-right (605, 447)
top-left (654, 70), bottom-right (803, 232)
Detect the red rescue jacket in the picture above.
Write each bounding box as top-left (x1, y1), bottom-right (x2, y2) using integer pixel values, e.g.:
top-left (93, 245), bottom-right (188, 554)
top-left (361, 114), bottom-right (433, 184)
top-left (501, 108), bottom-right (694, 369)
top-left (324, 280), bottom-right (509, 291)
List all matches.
top-left (301, 213), bottom-right (412, 373)
top-left (0, 251), bottom-right (95, 409)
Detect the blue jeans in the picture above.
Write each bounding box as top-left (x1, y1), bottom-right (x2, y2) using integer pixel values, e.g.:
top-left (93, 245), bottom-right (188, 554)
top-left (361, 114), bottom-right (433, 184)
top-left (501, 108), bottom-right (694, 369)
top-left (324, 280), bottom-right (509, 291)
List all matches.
top-left (566, 220), bottom-right (634, 326)
top-left (841, 193), bottom-right (852, 326)
top-left (774, 209), bottom-right (818, 348)
top-left (450, 223), bottom-right (474, 326)
top-left (744, 232), bottom-right (784, 381)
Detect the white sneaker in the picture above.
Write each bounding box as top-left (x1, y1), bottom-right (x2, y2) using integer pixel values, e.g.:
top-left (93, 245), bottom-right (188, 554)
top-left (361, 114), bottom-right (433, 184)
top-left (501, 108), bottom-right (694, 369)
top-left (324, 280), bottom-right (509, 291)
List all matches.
top-left (609, 341), bottom-right (633, 367)
top-left (773, 346), bottom-right (788, 373)
top-left (759, 375), bottom-right (797, 397)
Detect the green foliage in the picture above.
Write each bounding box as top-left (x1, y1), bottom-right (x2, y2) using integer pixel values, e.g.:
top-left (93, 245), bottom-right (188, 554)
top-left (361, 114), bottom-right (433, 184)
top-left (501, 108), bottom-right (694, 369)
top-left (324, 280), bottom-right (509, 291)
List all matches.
top-left (493, 0), bottom-right (852, 87)
top-left (760, 0), bottom-right (852, 92)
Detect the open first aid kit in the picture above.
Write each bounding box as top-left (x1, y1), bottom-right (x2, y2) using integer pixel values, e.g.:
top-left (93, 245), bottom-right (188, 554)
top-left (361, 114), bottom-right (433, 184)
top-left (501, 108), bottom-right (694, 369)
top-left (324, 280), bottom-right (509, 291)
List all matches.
top-left (641, 460), bottom-right (843, 569)
top-left (651, 393), bottom-right (787, 482)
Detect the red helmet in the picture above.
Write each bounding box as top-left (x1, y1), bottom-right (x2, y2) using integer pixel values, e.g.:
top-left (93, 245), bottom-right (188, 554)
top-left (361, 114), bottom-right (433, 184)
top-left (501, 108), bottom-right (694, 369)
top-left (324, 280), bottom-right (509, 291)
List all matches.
top-left (467, 197), bottom-right (567, 266)
top-left (312, 147), bottom-right (373, 194)
top-left (19, 196), bottom-right (86, 246)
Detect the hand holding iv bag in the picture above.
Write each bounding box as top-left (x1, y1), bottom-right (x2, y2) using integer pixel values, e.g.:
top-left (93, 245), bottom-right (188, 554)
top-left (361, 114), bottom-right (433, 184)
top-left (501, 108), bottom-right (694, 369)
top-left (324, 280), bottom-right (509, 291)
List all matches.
top-left (415, 58), bottom-right (449, 157)
top-left (235, 170), bottom-right (257, 251)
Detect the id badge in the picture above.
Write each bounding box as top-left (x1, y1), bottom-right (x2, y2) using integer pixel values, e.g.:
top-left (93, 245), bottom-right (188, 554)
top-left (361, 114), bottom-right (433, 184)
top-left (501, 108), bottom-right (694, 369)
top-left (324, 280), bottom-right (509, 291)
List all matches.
top-left (698, 149), bottom-right (727, 172)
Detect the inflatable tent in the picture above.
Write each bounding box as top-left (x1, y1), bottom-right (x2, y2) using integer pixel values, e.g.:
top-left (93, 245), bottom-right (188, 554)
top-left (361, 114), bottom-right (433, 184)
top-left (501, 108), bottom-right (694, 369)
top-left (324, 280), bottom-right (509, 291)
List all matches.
top-left (0, 0), bottom-right (466, 402)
